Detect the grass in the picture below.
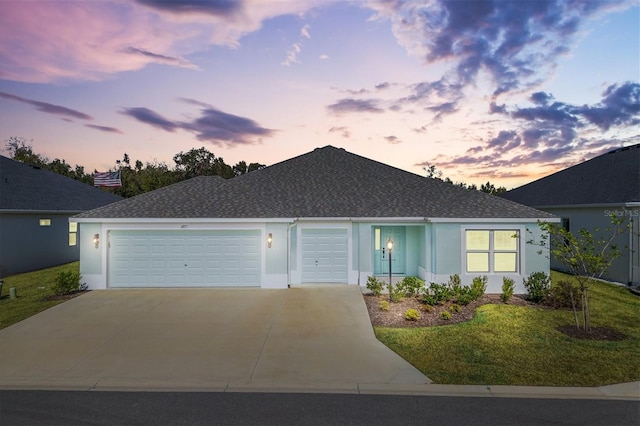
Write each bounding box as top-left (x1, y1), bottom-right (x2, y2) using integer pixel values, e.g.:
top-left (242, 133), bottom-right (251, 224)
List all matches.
top-left (375, 271), bottom-right (640, 386)
top-left (0, 262), bottom-right (81, 330)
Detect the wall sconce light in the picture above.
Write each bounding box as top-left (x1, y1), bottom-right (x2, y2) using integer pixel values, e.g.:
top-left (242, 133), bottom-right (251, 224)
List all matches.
top-left (93, 234), bottom-right (100, 249)
top-left (267, 233), bottom-right (273, 248)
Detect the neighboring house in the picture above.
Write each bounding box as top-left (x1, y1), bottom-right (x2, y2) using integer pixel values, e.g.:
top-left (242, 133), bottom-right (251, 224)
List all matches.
top-left (0, 156), bottom-right (122, 277)
top-left (74, 146), bottom-right (555, 293)
top-left (501, 144), bottom-right (640, 286)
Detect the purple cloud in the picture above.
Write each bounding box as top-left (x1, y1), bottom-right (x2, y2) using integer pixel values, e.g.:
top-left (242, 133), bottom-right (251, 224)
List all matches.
top-left (121, 107), bottom-right (178, 132)
top-left (0, 91), bottom-right (92, 120)
top-left (384, 135), bottom-right (402, 144)
top-left (326, 98), bottom-right (384, 115)
top-left (122, 102), bottom-right (275, 146)
top-left (328, 126), bottom-right (351, 138)
top-left (180, 107), bottom-right (275, 145)
top-left (135, 0), bottom-right (240, 16)
top-left (85, 124), bottom-right (123, 134)
top-left (123, 47), bottom-right (199, 70)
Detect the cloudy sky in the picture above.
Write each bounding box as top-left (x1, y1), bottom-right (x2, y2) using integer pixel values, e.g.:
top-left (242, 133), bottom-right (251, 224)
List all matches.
top-left (0, 0), bottom-right (638, 188)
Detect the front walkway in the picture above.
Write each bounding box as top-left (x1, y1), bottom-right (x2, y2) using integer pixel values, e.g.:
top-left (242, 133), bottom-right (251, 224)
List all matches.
top-left (0, 286), bottom-right (428, 391)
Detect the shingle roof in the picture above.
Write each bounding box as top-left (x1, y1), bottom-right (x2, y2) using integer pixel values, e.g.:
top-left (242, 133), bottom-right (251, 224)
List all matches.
top-left (501, 144), bottom-right (640, 206)
top-left (75, 146), bottom-right (553, 219)
top-left (1, 155), bottom-right (122, 212)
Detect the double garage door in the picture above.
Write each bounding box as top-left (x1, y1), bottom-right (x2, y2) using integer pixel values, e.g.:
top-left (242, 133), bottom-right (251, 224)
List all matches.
top-left (109, 230), bottom-right (260, 288)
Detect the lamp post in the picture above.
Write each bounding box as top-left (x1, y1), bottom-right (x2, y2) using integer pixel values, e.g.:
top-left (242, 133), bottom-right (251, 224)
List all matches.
top-left (386, 237), bottom-right (394, 301)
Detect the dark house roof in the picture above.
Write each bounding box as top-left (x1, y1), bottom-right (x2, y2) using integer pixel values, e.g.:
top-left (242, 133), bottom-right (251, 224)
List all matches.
top-left (76, 146), bottom-right (552, 220)
top-left (0, 155), bottom-right (122, 212)
top-left (501, 144), bottom-right (640, 207)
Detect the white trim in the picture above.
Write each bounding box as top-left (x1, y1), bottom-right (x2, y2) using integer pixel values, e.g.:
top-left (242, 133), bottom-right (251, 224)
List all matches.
top-left (74, 217), bottom-right (296, 224)
top-left (533, 203), bottom-right (640, 209)
top-left (429, 217), bottom-right (559, 223)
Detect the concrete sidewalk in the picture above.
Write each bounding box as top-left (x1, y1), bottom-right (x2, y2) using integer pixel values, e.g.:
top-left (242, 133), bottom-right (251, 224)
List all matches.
top-left (0, 287), bottom-right (637, 400)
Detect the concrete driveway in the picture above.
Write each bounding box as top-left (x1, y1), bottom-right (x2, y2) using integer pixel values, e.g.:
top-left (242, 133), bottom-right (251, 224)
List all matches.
top-left (0, 286), bottom-right (428, 392)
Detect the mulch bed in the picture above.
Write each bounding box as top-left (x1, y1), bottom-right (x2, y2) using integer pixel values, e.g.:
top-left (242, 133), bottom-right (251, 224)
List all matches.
top-left (44, 290), bottom-right (89, 302)
top-left (364, 293), bottom-right (627, 341)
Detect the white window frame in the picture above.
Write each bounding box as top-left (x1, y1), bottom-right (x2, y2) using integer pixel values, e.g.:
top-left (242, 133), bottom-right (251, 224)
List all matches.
top-left (462, 226), bottom-right (522, 274)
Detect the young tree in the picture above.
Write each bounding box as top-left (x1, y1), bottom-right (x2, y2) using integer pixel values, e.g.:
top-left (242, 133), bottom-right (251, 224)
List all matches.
top-left (529, 215), bottom-right (627, 331)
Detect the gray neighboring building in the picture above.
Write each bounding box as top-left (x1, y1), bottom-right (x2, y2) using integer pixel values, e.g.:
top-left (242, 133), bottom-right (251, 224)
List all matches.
top-left (501, 144), bottom-right (640, 286)
top-left (0, 156), bottom-right (122, 277)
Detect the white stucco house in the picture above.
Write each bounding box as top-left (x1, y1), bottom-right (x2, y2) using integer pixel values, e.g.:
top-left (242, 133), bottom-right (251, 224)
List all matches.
top-left (74, 146), bottom-right (554, 293)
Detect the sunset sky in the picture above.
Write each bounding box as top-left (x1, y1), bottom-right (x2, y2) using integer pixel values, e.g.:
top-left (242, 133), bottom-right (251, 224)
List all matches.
top-left (0, 0), bottom-right (638, 189)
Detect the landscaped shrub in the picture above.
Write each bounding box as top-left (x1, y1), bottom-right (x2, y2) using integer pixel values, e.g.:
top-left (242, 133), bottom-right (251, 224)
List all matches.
top-left (501, 277), bottom-right (515, 303)
top-left (52, 270), bottom-right (81, 296)
top-left (440, 311), bottom-right (452, 320)
top-left (450, 303), bottom-right (461, 313)
top-left (422, 293), bottom-right (437, 306)
top-left (429, 282), bottom-right (453, 304)
top-left (454, 286), bottom-right (474, 305)
top-left (401, 276), bottom-right (425, 297)
top-left (547, 279), bottom-right (583, 309)
top-left (379, 300), bottom-right (390, 311)
top-left (523, 271), bottom-right (551, 303)
top-left (388, 283), bottom-right (404, 302)
top-left (420, 304), bottom-right (434, 313)
top-left (470, 275), bottom-right (487, 300)
top-left (448, 274), bottom-right (462, 295)
top-left (404, 308), bottom-right (420, 321)
top-left (366, 276), bottom-right (384, 296)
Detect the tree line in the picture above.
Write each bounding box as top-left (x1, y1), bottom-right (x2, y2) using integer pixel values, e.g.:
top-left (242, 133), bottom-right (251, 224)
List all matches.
top-left (4, 137), bottom-right (265, 198)
top-left (5, 136), bottom-right (507, 198)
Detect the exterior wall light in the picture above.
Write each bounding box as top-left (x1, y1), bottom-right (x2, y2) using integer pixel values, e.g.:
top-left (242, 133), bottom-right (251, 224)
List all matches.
top-left (267, 233), bottom-right (273, 248)
top-left (93, 234), bottom-right (100, 249)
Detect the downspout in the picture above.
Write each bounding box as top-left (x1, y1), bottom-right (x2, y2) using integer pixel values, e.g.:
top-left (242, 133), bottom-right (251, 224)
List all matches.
top-left (287, 220), bottom-right (297, 288)
top-left (630, 217), bottom-right (634, 286)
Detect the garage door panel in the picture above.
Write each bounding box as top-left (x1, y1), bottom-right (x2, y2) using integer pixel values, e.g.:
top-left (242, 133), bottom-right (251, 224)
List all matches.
top-left (301, 229), bottom-right (348, 283)
top-left (109, 230), bottom-right (261, 287)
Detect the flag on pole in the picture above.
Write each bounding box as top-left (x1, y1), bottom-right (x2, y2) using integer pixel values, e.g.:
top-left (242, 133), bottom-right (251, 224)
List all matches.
top-left (93, 171), bottom-right (122, 187)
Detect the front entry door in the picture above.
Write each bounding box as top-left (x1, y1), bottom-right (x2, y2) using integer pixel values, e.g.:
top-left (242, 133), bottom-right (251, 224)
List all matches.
top-left (373, 226), bottom-right (405, 275)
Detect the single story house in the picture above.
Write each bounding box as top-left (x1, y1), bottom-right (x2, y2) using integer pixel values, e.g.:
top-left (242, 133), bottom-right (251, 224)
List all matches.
top-left (501, 144), bottom-right (640, 286)
top-left (0, 155), bottom-right (122, 277)
top-left (74, 146), bottom-right (554, 293)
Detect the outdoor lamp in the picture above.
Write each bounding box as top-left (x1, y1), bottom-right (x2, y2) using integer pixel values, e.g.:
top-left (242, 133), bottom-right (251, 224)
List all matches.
top-left (267, 233), bottom-right (273, 248)
top-left (386, 237), bottom-right (394, 293)
top-left (93, 234), bottom-right (100, 249)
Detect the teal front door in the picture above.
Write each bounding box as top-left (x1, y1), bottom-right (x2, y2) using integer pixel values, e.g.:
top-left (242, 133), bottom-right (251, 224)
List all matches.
top-left (373, 226), bottom-right (405, 275)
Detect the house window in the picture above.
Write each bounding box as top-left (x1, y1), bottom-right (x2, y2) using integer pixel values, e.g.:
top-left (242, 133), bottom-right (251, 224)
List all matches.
top-left (561, 218), bottom-right (570, 232)
top-left (465, 230), bottom-right (519, 273)
top-left (39, 218), bottom-right (51, 226)
top-left (69, 222), bottom-right (77, 246)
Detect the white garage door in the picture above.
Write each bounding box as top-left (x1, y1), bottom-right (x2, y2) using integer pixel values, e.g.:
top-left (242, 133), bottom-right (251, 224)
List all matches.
top-left (109, 230), bottom-right (261, 287)
top-left (301, 228), bottom-right (348, 283)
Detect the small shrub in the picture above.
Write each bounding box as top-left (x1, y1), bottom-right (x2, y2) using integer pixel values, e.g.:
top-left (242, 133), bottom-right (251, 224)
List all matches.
top-left (440, 311), bottom-right (452, 320)
top-left (379, 300), bottom-right (390, 311)
top-left (404, 308), bottom-right (420, 321)
top-left (448, 274), bottom-right (462, 296)
top-left (430, 282), bottom-right (453, 304)
top-left (523, 271), bottom-right (551, 303)
top-left (470, 276), bottom-right (487, 300)
top-left (366, 276), bottom-right (384, 296)
top-left (547, 279), bottom-right (583, 309)
top-left (501, 277), bottom-right (515, 303)
top-left (52, 270), bottom-right (81, 296)
top-left (450, 303), bottom-right (461, 313)
top-left (401, 276), bottom-right (425, 297)
top-left (454, 286), bottom-right (473, 305)
top-left (420, 304), bottom-right (434, 313)
top-left (388, 282), bottom-right (405, 302)
top-left (421, 293), bottom-right (437, 306)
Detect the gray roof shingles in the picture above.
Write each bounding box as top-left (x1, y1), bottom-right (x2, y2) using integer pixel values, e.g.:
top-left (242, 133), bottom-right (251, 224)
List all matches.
top-left (501, 144), bottom-right (640, 206)
top-left (1, 155), bottom-right (122, 212)
top-left (75, 146), bottom-right (553, 219)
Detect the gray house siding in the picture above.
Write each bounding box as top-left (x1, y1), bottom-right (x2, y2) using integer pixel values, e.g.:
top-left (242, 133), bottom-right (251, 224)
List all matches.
top-left (542, 206), bottom-right (639, 285)
top-left (0, 212), bottom-right (79, 277)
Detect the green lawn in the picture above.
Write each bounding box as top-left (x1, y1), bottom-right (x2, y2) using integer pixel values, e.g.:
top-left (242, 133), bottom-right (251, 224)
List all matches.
top-left (0, 262), bottom-right (81, 330)
top-left (375, 272), bottom-right (640, 386)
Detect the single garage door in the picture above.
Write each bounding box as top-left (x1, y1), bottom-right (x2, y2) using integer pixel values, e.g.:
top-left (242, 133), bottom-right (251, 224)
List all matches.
top-left (109, 230), bottom-right (261, 287)
top-left (301, 228), bottom-right (348, 283)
